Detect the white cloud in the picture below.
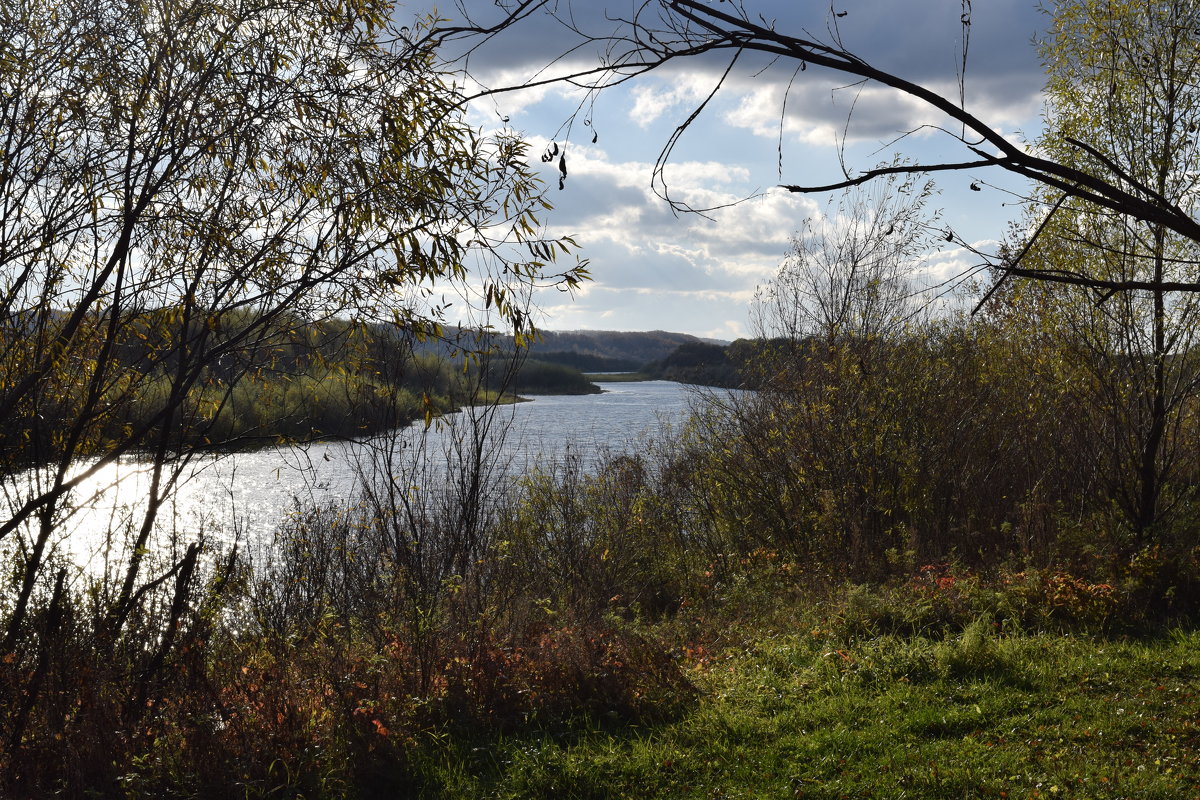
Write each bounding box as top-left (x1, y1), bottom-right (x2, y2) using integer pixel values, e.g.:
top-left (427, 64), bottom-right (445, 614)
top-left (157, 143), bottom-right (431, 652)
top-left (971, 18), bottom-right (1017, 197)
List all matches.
top-left (700, 317), bottom-right (750, 341)
top-left (628, 79), bottom-right (713, 127)
top-left (532, 284), bottom-right (759, 338)
top-left (559, 158), bottom-right (814, 284)
top-left (460, 70), bottom-right (592, 127)
top-left (520, 143), bottom-right (827, 333)
top-left (420, 0), bottom-right (1046, 335)
top-left (721, 77), bottom-right (1042, 149)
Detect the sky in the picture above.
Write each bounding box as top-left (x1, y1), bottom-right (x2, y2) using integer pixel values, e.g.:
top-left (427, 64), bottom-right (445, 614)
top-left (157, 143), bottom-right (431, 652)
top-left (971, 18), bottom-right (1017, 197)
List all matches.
top-left (403, 1), bottom-right (1050, 339)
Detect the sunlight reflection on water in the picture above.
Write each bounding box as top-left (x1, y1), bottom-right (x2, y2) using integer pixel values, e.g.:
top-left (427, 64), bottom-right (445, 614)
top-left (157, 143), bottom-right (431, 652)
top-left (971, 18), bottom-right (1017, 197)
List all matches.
top-left (25, 380), bottom-right (704, 567)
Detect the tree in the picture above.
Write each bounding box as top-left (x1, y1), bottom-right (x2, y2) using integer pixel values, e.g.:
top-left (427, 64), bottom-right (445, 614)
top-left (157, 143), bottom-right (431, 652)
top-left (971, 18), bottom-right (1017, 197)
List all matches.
top-left (1011, 0), bottom-right (1200, 539)
top-left (447, 0), bottom-right (1200, 295)
top-left (0, 0), bottom-right (584, 765)
top-left (739, 178), bottom-right (938, 566)
top-left (687, 175), bottom-right (1092, 569)
top-left (752, 174), bottom-right (938, 346)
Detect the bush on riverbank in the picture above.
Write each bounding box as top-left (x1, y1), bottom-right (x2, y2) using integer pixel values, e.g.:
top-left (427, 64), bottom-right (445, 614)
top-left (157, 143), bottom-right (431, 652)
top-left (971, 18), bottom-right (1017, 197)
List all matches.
top-left (111, 352), bottom-right (600, 447)
top-left (0, 313), bottom-right (606, 458)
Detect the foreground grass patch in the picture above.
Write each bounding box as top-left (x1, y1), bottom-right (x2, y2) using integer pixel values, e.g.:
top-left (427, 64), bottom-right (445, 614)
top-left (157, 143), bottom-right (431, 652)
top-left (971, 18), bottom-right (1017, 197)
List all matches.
top-left (429, 628), bottom-right (1200, 799)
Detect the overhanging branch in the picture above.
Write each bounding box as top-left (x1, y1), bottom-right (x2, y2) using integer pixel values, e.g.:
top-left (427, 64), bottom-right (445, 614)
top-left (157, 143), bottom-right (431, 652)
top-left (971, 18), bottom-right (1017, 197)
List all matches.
top-left (781, 158), bottom-right (1002, 194)
top-left (446, 0), bottom-right (1200, 294)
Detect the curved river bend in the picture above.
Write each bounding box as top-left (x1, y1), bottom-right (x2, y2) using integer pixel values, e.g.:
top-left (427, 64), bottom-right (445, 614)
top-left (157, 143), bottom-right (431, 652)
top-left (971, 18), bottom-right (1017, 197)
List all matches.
top-left (50, 380), bottom-right (702, 565)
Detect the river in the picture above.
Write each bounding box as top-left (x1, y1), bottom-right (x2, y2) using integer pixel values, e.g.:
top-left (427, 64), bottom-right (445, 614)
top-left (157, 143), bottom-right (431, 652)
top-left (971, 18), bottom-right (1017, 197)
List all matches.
top-left (45, 380), bottom-right (702, 566)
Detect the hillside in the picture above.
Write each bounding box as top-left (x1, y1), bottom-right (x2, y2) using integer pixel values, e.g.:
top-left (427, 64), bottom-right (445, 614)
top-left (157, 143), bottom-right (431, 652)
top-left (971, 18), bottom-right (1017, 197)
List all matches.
top-left (528, 329), bottom-right (720, 366)
top-left (411, 327), bottom-right (720, 369)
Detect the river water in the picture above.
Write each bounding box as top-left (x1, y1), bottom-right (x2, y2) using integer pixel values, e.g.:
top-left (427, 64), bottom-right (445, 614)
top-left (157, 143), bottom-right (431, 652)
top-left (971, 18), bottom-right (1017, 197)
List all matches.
top-left (44, 380), bottom-right (701, 565)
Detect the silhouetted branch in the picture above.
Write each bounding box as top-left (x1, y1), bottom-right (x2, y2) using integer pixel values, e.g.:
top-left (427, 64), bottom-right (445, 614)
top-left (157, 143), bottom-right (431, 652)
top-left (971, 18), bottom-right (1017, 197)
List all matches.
top-left (445, 0), bottom-right (1200, 292)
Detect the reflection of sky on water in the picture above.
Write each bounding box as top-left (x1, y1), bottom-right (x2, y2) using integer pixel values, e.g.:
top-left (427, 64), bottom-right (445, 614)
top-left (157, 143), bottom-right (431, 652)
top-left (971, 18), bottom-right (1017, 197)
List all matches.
top-left (16, 381), bottom-right (701, 568)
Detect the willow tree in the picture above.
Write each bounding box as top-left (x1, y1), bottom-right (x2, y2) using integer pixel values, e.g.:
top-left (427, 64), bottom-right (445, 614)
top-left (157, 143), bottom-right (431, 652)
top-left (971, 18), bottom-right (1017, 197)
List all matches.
top-left (1011, 0), bottom-right (1200, 541)
top-left (0, 0), bottom-right (584, 763)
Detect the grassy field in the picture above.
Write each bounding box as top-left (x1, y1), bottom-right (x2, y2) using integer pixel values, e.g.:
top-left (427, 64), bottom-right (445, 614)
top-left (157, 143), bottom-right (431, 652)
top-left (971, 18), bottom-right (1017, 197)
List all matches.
top-left (415, 626), bottom-right (1200, 799)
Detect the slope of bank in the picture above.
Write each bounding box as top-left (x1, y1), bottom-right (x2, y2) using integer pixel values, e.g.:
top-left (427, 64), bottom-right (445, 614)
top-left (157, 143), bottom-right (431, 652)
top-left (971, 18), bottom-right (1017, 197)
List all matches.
top-left (426, 625), bottom-right (1200, 798)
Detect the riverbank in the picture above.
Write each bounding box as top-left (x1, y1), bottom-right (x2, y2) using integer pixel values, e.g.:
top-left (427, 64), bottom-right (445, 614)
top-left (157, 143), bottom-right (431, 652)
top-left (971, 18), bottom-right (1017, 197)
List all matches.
top-left (585, 372), bottom-right (652, 382)
top-left (99, 361), bottom-right (603, 457)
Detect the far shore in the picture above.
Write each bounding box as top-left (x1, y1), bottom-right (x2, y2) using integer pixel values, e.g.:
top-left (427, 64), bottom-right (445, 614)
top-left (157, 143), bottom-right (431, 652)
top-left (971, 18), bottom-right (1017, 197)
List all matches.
top-left (584, 372), bottom-right (652, 383)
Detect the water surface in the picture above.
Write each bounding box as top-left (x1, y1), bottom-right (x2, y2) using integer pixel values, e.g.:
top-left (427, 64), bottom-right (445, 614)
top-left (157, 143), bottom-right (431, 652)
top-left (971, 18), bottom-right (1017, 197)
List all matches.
top-left (45, 380), bottom-right (699, 564)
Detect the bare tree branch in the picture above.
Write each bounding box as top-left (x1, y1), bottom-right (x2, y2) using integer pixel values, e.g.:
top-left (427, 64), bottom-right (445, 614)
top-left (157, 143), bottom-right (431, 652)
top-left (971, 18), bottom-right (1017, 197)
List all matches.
top-left (444, 0), bottom-right (1200, 293)
top-left (782, 158), bottom-right (1001, 194)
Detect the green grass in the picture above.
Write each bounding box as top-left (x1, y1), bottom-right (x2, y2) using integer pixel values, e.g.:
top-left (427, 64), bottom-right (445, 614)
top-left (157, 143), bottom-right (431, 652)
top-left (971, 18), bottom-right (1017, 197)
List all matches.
top-left (416, 627), bottom-right (1200, 798)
